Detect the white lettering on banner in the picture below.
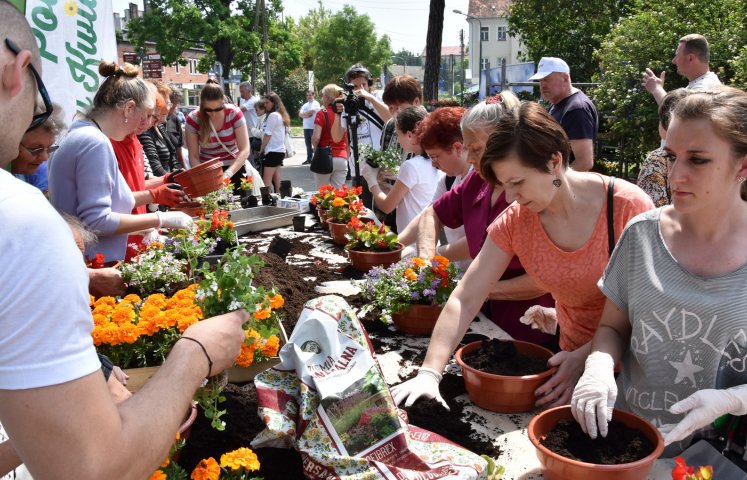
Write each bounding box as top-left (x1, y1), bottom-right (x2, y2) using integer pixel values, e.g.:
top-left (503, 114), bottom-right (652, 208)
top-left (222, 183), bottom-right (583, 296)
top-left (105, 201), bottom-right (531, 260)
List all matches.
top-left (308, 346), bottom-right (360, 378)
top-left (29, 0), bottom-right (58, 63)
top-left (365, 441), bottom-right (396, 461)
top-left (26, 0), bottom-right (116, 123)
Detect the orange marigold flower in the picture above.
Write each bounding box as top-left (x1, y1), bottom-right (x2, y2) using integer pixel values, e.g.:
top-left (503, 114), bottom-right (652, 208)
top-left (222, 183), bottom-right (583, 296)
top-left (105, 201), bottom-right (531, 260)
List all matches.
top-left (269, 294), bottom-right (284, 309)
top-left (94, 296), bottom-right (117, 307)
top-left (160, 457), bottom-right (170, 468)
top-left (122, 294), bottom-right (142, 304)
top-left (148, 470), bottom-right (167, 480)
top-left (89, 295), bottom-right (95, 306)
top-left (403, 268), bottom-right (417, 281)
top-left (261, 335), bottom-right (280, 357)
top-left (191, 457), bottom-right (220, 480)
top-left (253, 308), bottom-right (271, 320)
top-left (411, 257), bottom-right (427, 268)
top-left (220, 447), bottom-right (260, 472)
top-left (431, 255), bottom-right (450, 268)
top-left (332, 197), bottom-right (347, 207)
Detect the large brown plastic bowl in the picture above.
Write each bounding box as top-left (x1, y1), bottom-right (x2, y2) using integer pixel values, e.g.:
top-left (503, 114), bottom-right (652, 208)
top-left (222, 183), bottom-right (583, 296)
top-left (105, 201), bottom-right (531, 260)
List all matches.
top-left (173, 159), bottom-right (225, 197)
top-left (528, 406), bottom-right (664, 480)
top-left (455, 340), bottom-right (556, 413)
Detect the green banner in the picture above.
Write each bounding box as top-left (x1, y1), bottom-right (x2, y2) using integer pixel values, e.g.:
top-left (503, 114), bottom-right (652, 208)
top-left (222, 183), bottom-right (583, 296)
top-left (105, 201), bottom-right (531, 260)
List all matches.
top-left (9, 0), bottom-right (25, 13)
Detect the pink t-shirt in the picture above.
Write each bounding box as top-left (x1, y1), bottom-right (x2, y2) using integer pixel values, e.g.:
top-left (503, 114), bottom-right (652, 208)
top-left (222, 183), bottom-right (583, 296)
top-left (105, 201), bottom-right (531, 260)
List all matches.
top-left (185, 104), bottom-right (245, 166)
top-left (488, 175), bottom-right (654, 351)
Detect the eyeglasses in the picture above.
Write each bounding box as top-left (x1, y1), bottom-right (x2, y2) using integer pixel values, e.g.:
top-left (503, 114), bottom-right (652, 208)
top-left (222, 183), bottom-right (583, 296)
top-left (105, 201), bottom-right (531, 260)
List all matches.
top-left (202, 105), bottom-right (224, 113)
top-left (5, 38), bottom-right (53, 132)
top-left (21, 143), bottom-right (59, 157)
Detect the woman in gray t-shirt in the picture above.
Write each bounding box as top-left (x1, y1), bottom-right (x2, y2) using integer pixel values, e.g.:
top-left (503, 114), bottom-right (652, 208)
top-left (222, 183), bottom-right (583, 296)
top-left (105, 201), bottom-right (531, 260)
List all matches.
top-left (572, 87), bottom-right (747, 457)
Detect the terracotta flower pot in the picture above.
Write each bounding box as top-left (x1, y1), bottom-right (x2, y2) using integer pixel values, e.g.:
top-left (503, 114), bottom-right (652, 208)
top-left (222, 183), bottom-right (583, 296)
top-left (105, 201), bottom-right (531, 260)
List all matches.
top-left (391, 304), bottom-right (442, 336)
top-left (326, 219), bottom-right (349, 245)
top-left (318, 208), bottom-right (330, 230)
top-left (173, 159), bottom-right (224, 197)
top-left (173, 201), bottom-right (206, 217)
top-left (347, 243), bottom-right (403, 272)
top-left (528, 406), bottom-right (664, 480)
top-left (454, 340), bottom-right (556, 413)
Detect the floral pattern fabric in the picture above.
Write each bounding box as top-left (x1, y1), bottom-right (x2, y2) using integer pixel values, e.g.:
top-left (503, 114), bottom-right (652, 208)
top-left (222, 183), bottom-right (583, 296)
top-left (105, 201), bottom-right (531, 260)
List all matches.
top-left (637, 147), bottom-right (670, 207)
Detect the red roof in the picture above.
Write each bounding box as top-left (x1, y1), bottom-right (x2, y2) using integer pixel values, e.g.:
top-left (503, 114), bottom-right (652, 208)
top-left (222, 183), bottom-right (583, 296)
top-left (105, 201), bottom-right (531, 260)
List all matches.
top-left (468, 0), bottom-right (511, 18)
top-left (421, 46), bottom-right (463, 57)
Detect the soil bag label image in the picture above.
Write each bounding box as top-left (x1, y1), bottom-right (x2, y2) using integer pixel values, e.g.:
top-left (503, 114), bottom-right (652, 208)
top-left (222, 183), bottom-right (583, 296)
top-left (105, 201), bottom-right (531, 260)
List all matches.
top-left (253, 295), bottom-right (488, 479)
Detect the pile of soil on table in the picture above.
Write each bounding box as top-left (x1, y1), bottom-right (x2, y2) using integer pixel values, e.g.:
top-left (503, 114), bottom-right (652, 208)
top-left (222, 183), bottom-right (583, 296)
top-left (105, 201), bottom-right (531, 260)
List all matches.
top-left (463, 339), bottom-right (548, 376)
top-left (540, 419), bottom-right (655, 464)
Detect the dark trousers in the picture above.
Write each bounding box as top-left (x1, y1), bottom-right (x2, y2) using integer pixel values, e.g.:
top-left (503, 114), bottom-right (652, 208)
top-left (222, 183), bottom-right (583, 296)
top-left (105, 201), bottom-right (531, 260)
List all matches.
top-left (303, 128), bottom-right (314, 163)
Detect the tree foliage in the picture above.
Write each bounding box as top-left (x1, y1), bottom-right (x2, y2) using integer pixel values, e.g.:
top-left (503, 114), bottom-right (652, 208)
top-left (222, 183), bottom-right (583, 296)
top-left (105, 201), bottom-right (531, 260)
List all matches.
top-left (593, 0), bottom-right (747, 164)
top-left (508, 0), bottom-right (631, 82)
top-left (392, 49), bottom-right (423, 67)
top-left (309, 5), bottom-right (392, 88)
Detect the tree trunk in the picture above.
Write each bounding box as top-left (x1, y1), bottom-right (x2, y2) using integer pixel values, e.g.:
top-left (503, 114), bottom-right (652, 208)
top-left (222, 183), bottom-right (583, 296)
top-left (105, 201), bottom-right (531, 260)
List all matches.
top-left (213, 36), bottom-right (233, 96)
top-left (423, 0), bottom-right (445, 102)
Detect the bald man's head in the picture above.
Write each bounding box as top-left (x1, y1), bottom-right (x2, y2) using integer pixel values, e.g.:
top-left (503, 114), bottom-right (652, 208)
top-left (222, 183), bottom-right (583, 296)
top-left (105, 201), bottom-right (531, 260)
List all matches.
top-left (0, 0), bottom-right (41, 165)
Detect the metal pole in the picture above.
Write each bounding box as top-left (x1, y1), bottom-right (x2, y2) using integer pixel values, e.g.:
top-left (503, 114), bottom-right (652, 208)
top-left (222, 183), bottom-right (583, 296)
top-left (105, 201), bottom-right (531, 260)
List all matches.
top-left (459, 29), bottom-right (465, 106)
top-left (450, 54), bottom-right (454, 97)
top-left (476, 18), bottom-right (483, 97)
top-left (262, 0), bottom-right (270, 92)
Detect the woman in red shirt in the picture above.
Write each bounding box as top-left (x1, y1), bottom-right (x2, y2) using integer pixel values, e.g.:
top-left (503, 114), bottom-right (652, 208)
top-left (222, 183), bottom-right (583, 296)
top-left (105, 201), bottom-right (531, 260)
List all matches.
top-left (311, 84), bottom-right (348, 188)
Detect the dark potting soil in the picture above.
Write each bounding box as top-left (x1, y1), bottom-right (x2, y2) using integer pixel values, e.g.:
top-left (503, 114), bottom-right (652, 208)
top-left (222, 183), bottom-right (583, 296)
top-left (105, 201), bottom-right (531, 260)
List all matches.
top-left (178, 235), bottom-right (503, 475)
top-left (540, 419), bottom-right (655, 464)
top-left (463, 338), bottom-right (548, 376)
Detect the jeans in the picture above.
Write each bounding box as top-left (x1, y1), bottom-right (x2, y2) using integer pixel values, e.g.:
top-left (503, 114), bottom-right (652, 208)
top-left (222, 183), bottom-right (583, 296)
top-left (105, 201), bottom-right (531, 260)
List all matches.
top-left (303, 128), bottom-right (314, 163)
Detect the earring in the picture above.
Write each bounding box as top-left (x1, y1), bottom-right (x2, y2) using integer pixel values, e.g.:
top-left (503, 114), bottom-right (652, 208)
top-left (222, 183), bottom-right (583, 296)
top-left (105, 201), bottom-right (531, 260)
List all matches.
top-left (124, 116), bottom-right (129, 124)
top-left (553, 178), bottom-right (561, 187)
top-left (738, 175), bottom-right (746, 183)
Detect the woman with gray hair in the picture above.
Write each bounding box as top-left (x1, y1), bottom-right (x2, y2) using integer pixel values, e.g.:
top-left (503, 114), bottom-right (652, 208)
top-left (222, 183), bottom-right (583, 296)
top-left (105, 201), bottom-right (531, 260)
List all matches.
top-left (399, 92), bottom-right (556, 347)
top-left (10, 102), bottom-right (65, 193)
top-left (48, 61), bottom-right (193, 262)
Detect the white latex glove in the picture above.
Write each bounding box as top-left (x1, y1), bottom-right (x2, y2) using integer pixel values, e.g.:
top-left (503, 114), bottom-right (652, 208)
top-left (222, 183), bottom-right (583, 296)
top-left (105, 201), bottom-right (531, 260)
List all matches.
top-left (223, 168), bottom-right (234, 179)
top-left (360, 162), bottom-right (379, 188)
top-left (390, 367), bottom-right (449, 410)
top-left (571, 351), bottom-right (617, 439)
top-left (519, 305), bottom-right (558, 335)
top-left (156, 211), bottom-right (195, 230)
top-left (661, 384), bottom-right (747, 446)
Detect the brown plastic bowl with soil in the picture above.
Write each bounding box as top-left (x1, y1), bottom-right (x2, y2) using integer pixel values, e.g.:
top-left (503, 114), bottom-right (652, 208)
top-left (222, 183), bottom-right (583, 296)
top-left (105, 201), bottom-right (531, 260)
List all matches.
top-left (528, 406), bottom-right (664, 480)
top-left (455, 339), bottom-right (556, 413)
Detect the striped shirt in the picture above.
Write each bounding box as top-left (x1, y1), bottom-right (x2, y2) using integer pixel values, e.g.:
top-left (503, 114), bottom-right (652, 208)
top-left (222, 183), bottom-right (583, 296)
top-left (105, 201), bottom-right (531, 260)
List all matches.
top-left (185, 104), bottom-right (245, 166)
top-left (601, 208), bottom-right (747, 455)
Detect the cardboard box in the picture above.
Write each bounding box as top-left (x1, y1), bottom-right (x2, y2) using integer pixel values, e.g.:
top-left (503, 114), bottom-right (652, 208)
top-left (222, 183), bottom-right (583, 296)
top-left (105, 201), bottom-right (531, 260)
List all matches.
top-left (277, 197), bottom-right (310, 213)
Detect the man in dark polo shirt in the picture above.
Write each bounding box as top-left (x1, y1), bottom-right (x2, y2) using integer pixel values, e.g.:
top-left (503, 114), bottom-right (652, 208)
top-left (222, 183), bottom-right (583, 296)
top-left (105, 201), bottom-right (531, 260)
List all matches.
top-left (529, 57), bottom-right (598, 171)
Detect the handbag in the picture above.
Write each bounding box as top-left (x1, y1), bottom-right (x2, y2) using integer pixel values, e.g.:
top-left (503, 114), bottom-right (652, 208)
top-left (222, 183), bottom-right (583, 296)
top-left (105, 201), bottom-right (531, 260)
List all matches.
top-left (284, 127), bottom-right (295, 159)
top-left (309, 109), bottom-right (333, 174)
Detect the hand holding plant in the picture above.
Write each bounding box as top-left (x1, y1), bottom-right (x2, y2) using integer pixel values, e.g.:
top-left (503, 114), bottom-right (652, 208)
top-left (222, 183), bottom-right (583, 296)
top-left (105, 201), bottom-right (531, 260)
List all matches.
top-left (361, 143), bottom-right (402, 174)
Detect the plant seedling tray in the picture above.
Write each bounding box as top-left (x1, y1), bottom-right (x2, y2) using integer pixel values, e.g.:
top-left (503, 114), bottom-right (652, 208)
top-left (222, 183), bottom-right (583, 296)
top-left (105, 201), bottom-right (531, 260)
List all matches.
top-left (229, 206), bottom-right (298, 235)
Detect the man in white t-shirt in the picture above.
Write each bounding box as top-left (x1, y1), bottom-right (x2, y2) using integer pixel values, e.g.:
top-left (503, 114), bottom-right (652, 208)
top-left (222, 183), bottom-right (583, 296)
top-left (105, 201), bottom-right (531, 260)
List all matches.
top-left (238, 82), bottom-right (260, 130)
top-left (0, 5), bottom-right (247, 477)
top-left (298, 90), bottom-right (320, 165)
top-left (642, 34), bottom-right (722, 106)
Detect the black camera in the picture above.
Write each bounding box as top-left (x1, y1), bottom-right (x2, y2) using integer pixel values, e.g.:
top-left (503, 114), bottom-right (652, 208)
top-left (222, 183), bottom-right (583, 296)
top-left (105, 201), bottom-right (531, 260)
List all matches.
top-left (339, 82), bottom-right (365, 118)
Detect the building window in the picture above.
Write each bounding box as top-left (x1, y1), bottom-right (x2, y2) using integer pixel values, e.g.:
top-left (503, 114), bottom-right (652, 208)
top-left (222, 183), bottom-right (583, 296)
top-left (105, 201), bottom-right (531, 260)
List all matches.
top-left (496, 57), bottom-right (506, 68)
top-left (480, 26), bottom-right (489, 42)
top-left (480, 58), bottom-right (490, 71)
top-left (496, 26), bottom-right (507, 41)
top-left (174, 61), bottom-right (180, 74)
top-left (188, 58), bottom-right (198, 75)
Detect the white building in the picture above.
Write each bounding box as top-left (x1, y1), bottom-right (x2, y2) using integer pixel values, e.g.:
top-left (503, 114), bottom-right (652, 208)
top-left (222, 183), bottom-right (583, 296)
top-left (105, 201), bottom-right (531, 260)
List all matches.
top-left (459, 0), bottom-right (523, 85)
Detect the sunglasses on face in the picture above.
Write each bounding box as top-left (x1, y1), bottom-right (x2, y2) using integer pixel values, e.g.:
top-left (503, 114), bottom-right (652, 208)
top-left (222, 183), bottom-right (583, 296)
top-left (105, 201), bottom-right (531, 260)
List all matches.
top-left (5, 38), bottom-right (53, 132)
top-left (21, 143), bottom-right (59, 157)
top-left (202, 105), bottom-right (224, 113)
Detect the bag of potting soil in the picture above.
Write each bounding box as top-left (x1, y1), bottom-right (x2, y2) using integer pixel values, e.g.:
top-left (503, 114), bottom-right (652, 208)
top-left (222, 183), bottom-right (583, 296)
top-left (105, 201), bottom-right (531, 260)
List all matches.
top-left (253, 295), bottom-right (488, 479)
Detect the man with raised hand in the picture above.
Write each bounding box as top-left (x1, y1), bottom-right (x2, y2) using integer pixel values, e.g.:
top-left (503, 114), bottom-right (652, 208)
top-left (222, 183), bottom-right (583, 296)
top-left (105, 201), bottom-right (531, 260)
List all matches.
top-left (0, 4), bottom-right (247, 478)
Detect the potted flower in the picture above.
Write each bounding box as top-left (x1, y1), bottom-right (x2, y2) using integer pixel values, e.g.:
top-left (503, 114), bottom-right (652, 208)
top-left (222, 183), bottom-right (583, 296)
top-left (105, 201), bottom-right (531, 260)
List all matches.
top-left (310, 184), bottom-right (336, 223)
top-left (360, 144), bottom-right (402, 174)
top-left (86, 252), bottom-right (121, 270)
top-left (198, 179), bottom-right (241, 212)
top-left (455, 339), bottom-right (556, 413)
top-left (195, 248), bottom-right (286, 384)
top-left (344, 217), bottom-right (403, 272)
top-left (672, 456), bottom-right (713, 480)
top-left (326, 197), bottom-right (364, 245)
top-left (150, 446), bottom-right (262, 480)
top-left (120, 242), bottom-right (189, 296)
top-left (163, 228), bottom-right (218, 277)
top-left (239, 175), bottom-right (258, 209)
top-left (362, 256), bottom-right (460, 335)
top-left (195, 209), bottom-right (238, 256)
top-left (527, 406), bottom-right (664, 480)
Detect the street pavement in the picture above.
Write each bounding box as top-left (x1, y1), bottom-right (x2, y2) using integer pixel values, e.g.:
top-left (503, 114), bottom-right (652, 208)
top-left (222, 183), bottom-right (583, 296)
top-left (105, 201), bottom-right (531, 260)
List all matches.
top-left (281, 134), bottom-right (318, 194)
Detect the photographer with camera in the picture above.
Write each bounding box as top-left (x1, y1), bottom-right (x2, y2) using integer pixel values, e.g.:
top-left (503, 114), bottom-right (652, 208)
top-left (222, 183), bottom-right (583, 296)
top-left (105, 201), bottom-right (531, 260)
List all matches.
top-left (331, 64), bottom-right (390, 206)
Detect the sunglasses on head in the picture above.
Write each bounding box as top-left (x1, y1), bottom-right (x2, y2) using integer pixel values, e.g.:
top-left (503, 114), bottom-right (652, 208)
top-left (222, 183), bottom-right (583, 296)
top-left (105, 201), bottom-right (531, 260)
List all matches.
top-left (5, 38), bottom-right (53, 132)
top-left (202, 105), bottom-right (224, 113)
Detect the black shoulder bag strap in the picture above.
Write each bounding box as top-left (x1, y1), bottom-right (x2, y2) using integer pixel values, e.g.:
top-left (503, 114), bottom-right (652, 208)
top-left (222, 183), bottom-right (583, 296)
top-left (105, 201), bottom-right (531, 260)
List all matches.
top-left (607, 176), bottom-right (616, 256)
top-left (321, 107), bottom-right (331, 147)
